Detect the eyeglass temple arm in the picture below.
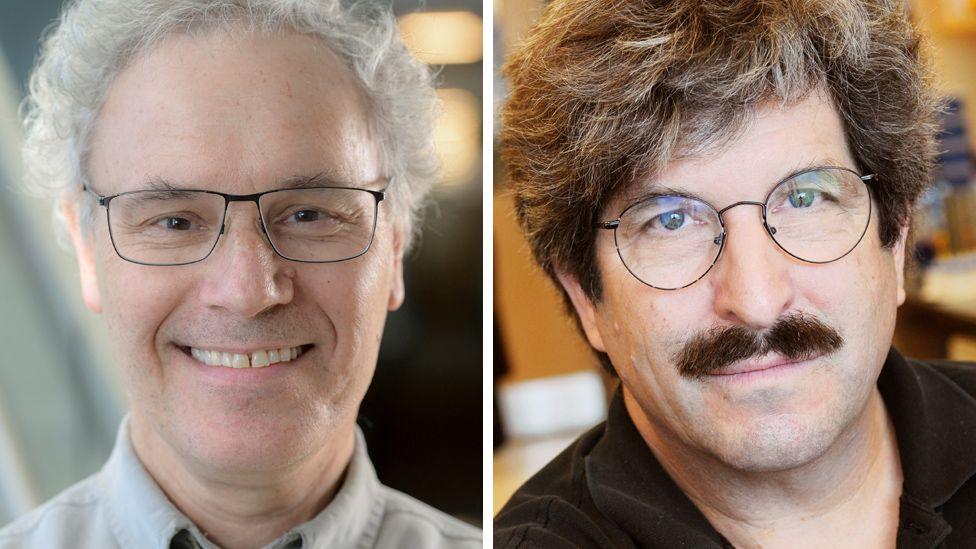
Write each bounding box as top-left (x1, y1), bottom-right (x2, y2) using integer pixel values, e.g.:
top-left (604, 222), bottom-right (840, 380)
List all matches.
top-left (81, 185), bottom-right (110, 206)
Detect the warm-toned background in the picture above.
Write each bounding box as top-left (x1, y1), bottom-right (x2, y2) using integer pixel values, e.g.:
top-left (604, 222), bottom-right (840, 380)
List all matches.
top-left (494, 0), bottom-right (976, 513)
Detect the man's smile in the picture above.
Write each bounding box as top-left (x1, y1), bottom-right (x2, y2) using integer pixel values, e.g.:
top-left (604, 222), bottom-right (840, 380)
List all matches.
top-left (706, 354), bottom-right (821, 384)
top-left (178, 344), bottom-right (314, 368)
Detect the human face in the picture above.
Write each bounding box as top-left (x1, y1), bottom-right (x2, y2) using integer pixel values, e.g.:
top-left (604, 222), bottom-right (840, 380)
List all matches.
top-left (561, 91), bottom-right (907, 472)
top-left (68, 30), bottom-right (404, 472)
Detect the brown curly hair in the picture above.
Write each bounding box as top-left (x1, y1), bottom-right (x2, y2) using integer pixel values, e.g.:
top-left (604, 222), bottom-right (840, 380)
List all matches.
top-left (501, 0), bottom-right (941, 304)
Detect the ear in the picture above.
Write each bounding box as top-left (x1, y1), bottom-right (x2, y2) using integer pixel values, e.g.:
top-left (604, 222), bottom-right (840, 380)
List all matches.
top-left (387, 229), bottom-right (405, 311)
top-left (555, 269), bottom-right (606, 352)
top-left (893, 224), bottom-right (909, 307)
top-left (62, 199), bottom-right (102, 314)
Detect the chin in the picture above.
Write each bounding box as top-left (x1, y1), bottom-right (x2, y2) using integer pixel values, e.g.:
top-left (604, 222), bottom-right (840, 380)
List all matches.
top-left (710, 413), bottom-right (840, 473)
top-left (169, 404), bottom-right (329, 474)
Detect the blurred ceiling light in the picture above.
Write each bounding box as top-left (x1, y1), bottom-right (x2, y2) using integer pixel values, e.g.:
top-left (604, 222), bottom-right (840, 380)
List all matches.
top-left (398, 11), bottom-right (483, 65)
top-left (434, 88), bottom-right (481, 186)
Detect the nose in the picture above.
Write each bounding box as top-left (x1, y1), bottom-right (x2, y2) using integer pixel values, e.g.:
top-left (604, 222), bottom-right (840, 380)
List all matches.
top-left (197, 204), bottom-right (294, 317)
top-left (709, 203), bottom-right (795, 329)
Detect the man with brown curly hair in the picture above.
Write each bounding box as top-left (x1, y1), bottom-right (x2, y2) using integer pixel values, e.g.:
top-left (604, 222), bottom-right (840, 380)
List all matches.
top-left (495, 0), bottom-right (976, 547)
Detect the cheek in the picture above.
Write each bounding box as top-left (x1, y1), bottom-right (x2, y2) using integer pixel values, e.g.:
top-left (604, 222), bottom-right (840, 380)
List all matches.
top-left (307, 240), bottom-right (394, 352)
top-left (601, 282), bottom-right (709, 399)
top-left (604, 281), bottom-right (712, 363)
top-left (790, 246), bottom-right (900, 391)
top-left (93, 238), bottom-right (187, 355)
top-left (798, 247), bottom-right (898, 328)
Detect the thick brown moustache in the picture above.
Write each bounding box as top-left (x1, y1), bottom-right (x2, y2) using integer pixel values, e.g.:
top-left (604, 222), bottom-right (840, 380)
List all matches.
top-left (674, 312), bottom-right (844, 380)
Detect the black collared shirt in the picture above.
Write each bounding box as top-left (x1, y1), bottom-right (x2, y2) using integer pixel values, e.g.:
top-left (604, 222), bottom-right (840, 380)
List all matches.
top-left (495, 348), bottom-right (976, 548)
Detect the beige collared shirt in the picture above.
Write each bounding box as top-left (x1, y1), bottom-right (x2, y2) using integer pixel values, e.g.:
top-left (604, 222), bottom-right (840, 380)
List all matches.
top-left (0, 417), bottom-right (481, 548)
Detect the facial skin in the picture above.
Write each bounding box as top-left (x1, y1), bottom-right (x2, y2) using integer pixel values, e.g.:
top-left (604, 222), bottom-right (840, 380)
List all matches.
top-left (561, 90), bottom-right (907, 474)
top-left (65, 29), bottom-right (404, 548)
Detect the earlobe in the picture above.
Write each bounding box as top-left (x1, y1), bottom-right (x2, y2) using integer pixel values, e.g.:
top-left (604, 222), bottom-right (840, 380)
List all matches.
top-left (556, 270), bottom-right (606, 352)
top-left (387, 230), bottom-right (405, 311)
top-left (62, 200), bottom-right (102, 314)
top-left (893, 225), bottom-right (909, 307)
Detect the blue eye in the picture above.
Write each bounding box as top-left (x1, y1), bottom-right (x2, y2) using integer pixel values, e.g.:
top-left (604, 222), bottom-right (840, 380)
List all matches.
top-left (788, 189), bottom-right (817, 208)
top-left (658, 211), bottom-right (686, 230)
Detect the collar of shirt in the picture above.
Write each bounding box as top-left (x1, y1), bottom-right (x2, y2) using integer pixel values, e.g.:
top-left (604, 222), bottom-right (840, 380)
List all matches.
top-left (583, 347), bottom-right (976, 548)
top-left (97, 416), bottom-right (384, 549)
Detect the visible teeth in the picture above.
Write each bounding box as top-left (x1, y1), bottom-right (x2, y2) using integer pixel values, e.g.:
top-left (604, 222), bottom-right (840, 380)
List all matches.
top-left (189, 345), bottom-right (304, 368)
top-left (251, 350), bottom-right (270, 368)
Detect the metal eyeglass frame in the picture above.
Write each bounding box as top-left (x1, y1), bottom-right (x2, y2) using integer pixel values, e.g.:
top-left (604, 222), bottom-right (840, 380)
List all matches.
top-left (595, 166), bottom-right (875, 290)
top-left (83, 184), bottom-right (386, 267)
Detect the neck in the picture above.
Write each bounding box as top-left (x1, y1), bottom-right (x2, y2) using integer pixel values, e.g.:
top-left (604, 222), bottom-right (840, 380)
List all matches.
top-left (129, 415), bottom-right (355, 549)
top-left (625, 388), bottom-right (902, 549)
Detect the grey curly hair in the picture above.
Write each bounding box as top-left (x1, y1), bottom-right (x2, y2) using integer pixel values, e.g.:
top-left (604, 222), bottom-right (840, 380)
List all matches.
top-left (22, 0), bottom-right (438, 249)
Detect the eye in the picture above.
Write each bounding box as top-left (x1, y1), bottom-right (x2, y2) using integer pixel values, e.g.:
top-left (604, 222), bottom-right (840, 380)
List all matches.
top-left (787, 188), bottom-right (818, 208)
top-left (292, 210), bottom-right (321, 223)
top-left (657, 211), bottom-right (686, 230)
top-left (157, 216), bottom-right (193, 231)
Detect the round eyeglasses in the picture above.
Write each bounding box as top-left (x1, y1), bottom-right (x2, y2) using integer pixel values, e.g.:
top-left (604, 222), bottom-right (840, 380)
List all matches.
top-left (596, 167), bottom-right (874, 290)
top-left (84, 185), bottom-right (386, 266)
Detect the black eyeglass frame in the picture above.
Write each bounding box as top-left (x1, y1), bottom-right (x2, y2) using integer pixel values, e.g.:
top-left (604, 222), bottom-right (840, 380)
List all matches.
top-left (83, 184), bottom-right (387, 267)
top-left (595, 166), bottom-right (875, 291)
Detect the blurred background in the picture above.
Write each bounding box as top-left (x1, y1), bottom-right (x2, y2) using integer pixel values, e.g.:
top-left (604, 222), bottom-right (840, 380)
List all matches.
top-left (0, 0), bottom-right (482, 527)
top-left (493, 0), bottom-right (976, 514)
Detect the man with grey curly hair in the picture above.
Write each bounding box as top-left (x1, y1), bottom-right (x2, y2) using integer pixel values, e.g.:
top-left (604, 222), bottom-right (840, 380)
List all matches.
top-left (0, 1), bottom-right (480, 548)
top-left (496, 0), bottom-right (976, 547)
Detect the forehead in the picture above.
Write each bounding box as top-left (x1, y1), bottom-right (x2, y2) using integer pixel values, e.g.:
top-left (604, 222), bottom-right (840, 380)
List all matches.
top-left (612, 91), bottom-right (855, 212)
top-left (88, 28), bottom-right (378, 192)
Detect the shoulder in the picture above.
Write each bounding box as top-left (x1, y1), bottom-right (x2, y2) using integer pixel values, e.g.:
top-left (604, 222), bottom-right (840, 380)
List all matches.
top-left (495, 495), bottom-right (615, 549)
top-left (0, 474), bottom-right (118, 549)
top-left (373, 485), bottom-right (482, 549)
top-left (495, 425), bottom-right (620, 549)
top-left (908, 357), bottom-right (976, 398)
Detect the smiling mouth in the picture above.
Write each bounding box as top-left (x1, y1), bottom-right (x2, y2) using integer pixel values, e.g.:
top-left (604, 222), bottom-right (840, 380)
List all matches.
top-left (179, 344), bottom-right (312, 368)
top-left (710, 354), bottom-right (818, 379)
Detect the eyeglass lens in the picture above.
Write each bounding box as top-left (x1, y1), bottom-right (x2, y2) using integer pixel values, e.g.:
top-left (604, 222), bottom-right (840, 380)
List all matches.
top-left (105, 188), bottom-right (379, 265)
top-left (612, 168), bottom-right (872, 290)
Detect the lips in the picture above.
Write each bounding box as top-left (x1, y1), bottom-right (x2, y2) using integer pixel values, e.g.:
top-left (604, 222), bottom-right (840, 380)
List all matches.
top-left (710, 354), bottom-right (811, 377)
top-left (178, 344), bottom-right (312, 369)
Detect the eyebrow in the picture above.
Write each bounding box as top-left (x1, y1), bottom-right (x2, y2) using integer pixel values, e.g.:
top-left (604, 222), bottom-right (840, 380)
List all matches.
top-left (621, 157), bottom-right (854, 208)
top-left (135, 182), bottom-right (197, 200)
top-left (141, 171), bottom-right (364, 193)
top-left (274, 172), bottom-right (354, 189)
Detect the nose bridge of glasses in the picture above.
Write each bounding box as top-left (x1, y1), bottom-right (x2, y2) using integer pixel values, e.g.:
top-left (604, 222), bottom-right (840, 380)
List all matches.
top-left (220, 194), bottom-right (269, 236)
top-left (212, 208), bottom-right (280, 267)
top-left (712, 200), bottom-right (776, 252)
top-left (716, 199), bottom-right (766, 218)
top-left (716, 200), bottom-right (770, 237)
top-left (710, 198), bottom-right (792, 296)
